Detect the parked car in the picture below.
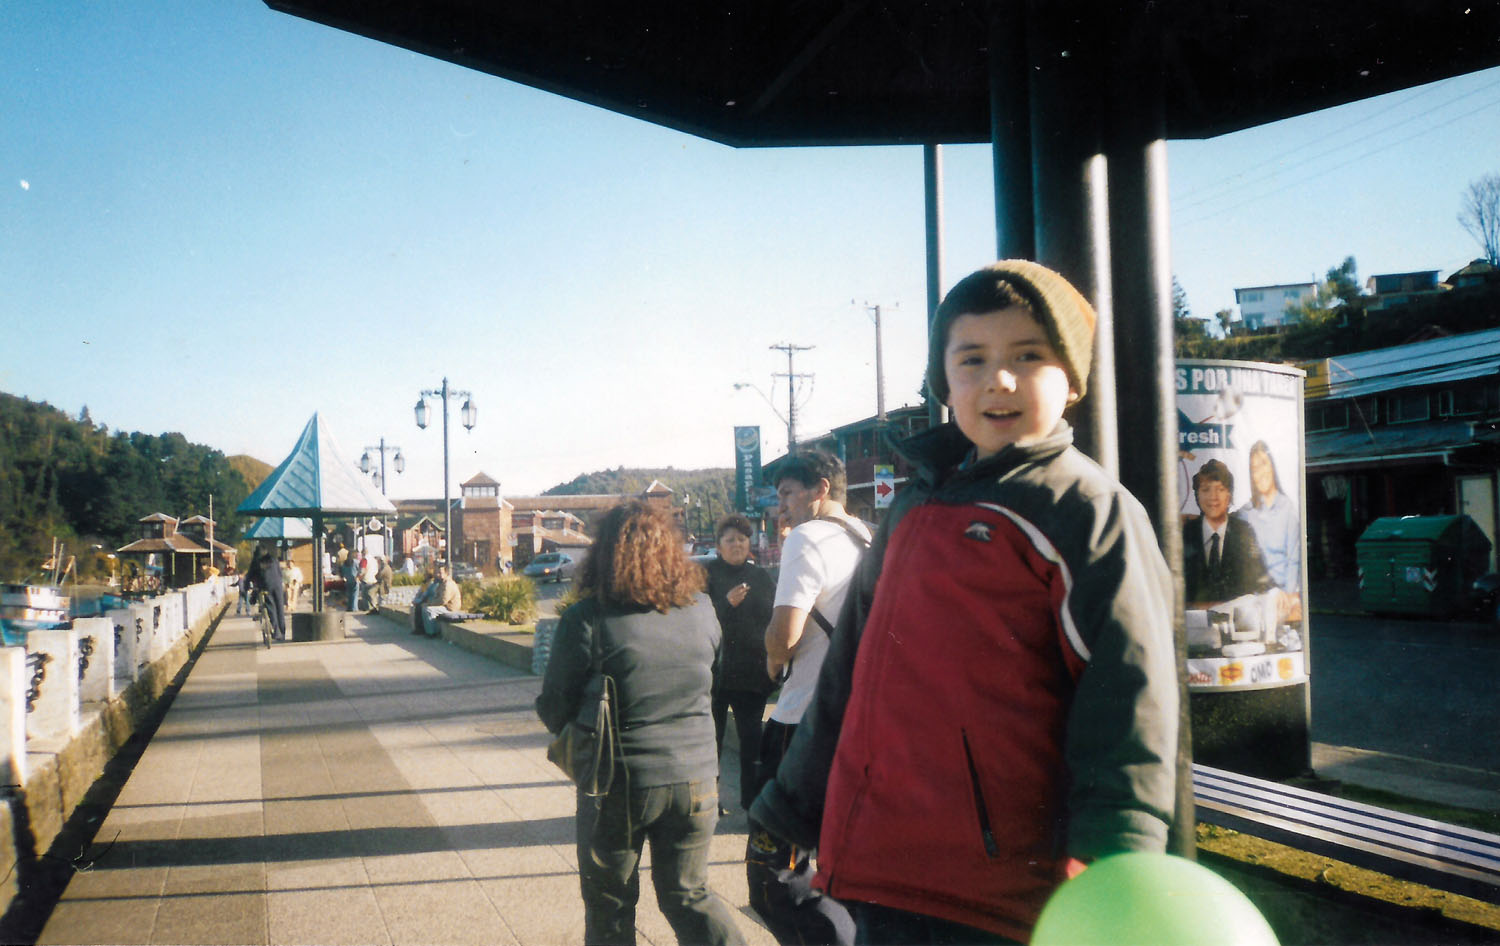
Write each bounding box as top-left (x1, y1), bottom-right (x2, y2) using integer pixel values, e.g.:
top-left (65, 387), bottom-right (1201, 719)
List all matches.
top-left (452, 562), bottom-right (484, 582)
top-left (522, 552), bottom-right (575, 583)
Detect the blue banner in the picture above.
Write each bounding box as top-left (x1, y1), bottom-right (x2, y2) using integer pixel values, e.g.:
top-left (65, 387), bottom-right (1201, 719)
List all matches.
top-left (734, 427), bottom-right (761, 515)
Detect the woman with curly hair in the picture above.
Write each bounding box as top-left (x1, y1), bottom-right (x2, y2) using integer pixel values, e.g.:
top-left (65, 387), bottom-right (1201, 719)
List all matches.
top-left (537, 500), bottom-right (744, 946)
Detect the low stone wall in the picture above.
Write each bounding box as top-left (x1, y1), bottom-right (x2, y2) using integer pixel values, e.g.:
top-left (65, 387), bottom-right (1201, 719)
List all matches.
top-left (372, 602), bottom-right (537, 674)
top-left (0, 579), bottom-right (229, 916)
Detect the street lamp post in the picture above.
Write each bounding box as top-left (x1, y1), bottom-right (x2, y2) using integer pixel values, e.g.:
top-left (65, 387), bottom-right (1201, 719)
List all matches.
top-left (361, 438), bottom-right (405, 561)
top-left (360, 438), bottom-right (405, 496)
top-left (415, 378), bottom-right (476, 569)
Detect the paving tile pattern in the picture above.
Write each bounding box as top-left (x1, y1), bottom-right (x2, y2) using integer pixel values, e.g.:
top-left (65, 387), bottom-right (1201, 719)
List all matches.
top-left (39, 612), bottom-right (778, 945)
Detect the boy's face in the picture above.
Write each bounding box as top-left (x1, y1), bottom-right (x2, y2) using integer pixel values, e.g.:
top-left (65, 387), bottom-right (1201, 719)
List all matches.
top-left (943, 307), bottom-right (1076, 460)
top-left (1195, 478), bottom-right (1231, 525)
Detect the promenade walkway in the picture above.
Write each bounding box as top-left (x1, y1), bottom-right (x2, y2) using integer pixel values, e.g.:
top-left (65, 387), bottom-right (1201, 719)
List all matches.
top-left (36, 610), bottom-right (778, 946)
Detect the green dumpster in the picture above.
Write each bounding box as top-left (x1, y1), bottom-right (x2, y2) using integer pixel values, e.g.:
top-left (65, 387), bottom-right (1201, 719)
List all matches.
top-left (1355, 514), bottom-right (1491, 616)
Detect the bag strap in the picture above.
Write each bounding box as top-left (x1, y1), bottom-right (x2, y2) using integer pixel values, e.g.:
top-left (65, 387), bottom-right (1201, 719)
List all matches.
top-left (814, 514), bottom-right (872, 550)
top-left (807, 515), bottom-right (870, 635)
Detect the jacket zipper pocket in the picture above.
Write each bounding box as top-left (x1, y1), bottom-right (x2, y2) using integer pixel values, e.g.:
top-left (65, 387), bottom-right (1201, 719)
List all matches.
top-left (961, 729), bottom-right (1000, 858)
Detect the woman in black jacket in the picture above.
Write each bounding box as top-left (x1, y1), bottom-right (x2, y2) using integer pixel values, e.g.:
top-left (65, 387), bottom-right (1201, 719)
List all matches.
top-left (703, 514), bottom-right (775, 812)
top-left (537, 500), bottom-right (745, 946)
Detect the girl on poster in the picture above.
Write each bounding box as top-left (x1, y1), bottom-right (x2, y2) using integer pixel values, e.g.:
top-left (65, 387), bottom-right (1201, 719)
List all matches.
top-left (1236, 439), bottom-right (1302, 622)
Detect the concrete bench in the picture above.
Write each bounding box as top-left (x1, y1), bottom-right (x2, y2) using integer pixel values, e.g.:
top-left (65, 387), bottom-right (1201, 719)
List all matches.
top-left (1193, 762), bottom-right (1500, 904)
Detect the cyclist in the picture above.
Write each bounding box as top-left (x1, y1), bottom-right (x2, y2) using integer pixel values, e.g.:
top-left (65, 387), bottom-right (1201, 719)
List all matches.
top-left (243, 547), bottom-right (288, 642)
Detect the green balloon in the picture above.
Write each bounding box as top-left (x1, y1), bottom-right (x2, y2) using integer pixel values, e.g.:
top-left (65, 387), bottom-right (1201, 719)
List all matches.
top-left (1032, 852), bottom-right (1278, 946)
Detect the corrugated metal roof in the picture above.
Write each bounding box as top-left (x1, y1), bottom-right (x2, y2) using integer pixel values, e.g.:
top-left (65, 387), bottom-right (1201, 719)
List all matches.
top-left (237, 413), bottom-right (397, 517)
top-left (1316, 328), bottom-right (1500, 400)
top-left (1306, 419), bottom-right (1480, 469)
top-left (245, 517), bottom-right (314, 540)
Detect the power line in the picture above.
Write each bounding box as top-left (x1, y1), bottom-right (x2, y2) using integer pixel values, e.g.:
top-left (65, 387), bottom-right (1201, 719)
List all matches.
top-left (1177, 92), bottom-right (1500, 227)
top-left (1176, 78), bottom-right (1500, 222)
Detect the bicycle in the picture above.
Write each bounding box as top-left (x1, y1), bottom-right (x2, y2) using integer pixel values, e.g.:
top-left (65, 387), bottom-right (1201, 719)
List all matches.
top-left (255, 589), bottom-right (273, 648)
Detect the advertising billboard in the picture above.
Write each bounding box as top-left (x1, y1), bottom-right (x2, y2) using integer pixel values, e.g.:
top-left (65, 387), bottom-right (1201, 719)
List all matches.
top-left (1177, 360), bottom-right (1308, 692)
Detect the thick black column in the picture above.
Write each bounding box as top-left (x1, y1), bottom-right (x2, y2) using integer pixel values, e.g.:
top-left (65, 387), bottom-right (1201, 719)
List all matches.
top-left (1103, 10), bottom-right (1195, 857)
top-left (989, 11), bottom-right (1033, 262)
top-left (1025, 1), bottom-right (1116, 475)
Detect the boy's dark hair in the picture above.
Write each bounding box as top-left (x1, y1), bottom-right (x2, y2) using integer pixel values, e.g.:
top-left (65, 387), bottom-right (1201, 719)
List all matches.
top-left (1191, 458), bottom-right (1234, 495)
top-left (775, 450), bottom-right (847, 503)
top-left (716, 513), bottom-right (754, 540)
top-left (926, 259), bottom-right (1098, 403)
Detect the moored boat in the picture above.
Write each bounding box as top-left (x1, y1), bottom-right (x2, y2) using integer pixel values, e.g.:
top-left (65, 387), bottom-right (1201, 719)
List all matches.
top-left (0, 583), bottom-right (72, 646)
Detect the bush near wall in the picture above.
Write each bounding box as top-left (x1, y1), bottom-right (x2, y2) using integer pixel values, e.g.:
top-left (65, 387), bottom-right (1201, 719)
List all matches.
top-left (464, 576), bottom-right (538, 624)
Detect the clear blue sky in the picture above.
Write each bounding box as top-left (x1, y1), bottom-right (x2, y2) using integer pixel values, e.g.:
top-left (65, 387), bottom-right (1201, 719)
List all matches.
top-left (5, 2), bottom-right (1498, 499)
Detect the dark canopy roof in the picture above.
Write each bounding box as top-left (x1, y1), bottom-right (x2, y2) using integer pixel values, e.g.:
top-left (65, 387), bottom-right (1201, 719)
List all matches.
top-left (264, 1), bottom-right (1500, 146)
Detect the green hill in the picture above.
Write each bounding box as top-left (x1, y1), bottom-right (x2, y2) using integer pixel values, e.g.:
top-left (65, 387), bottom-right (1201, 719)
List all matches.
top-left (228, 454), bottom-right (275, 491)
top-left (0, 392), bottom-right (253, 581)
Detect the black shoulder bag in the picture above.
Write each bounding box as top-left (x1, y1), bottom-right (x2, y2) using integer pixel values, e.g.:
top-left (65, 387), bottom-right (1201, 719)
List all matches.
top-left (545, 619), bottom-right (620, 799)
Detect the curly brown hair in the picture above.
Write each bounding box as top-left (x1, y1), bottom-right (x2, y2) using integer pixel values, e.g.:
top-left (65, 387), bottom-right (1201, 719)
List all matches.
top-left (578, 500), bottom-right (704, 612)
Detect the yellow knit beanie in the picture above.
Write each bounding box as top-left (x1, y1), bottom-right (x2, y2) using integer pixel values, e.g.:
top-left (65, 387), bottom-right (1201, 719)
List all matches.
top-left (926, 259), bottom-right (1098, 402)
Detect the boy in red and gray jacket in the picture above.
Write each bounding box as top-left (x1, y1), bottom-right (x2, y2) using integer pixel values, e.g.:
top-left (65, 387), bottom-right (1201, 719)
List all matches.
top-left (749, 260), bottom-right (1179, 944)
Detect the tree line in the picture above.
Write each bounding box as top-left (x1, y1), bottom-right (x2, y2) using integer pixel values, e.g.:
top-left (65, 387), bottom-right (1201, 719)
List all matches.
top-left (545, 466), bottom-right (735, 537)
top-left (0, 393), bottom-right (252, 582)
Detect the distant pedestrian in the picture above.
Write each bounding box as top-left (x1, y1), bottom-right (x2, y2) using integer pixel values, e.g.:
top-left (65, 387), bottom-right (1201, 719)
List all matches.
top-left (371, 556), bottom-right (392, 610)
top-left (242, 546), bottom-right (287, 641)
top-left (361, 553), bottom-right (378, 611)
top-left (284, 558), bottom-right (304, 609)
top-left (344, 552), bottom-right (360, 611)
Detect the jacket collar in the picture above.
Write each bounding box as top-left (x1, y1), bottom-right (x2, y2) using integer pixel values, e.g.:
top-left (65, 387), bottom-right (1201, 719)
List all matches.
top-left (897, 421), bottom-right (1074, 488)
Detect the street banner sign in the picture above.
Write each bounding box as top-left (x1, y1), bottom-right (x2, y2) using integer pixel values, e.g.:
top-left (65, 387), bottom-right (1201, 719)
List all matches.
top-left (734, 426), bottom-right (761, 515)
top-left (873, 464), bottom-right (895, 509)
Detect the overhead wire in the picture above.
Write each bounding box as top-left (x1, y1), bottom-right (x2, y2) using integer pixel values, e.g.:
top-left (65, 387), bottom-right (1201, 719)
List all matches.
top-left (1175, 75), bottom-right (1500, 226)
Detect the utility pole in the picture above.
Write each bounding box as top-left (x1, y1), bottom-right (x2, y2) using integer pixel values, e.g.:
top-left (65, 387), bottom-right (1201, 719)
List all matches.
top-left (864, 303), bottom-right (892, 422)
top-left (770, 342), bottom-right (813, 450)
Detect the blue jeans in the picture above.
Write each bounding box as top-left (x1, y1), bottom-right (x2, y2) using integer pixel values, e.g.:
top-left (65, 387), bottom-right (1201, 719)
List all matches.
top-left (576, 778), bottom-right (744, 946)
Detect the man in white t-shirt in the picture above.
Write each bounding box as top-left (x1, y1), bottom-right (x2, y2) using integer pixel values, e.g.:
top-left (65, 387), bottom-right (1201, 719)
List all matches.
top-left (751, 449), bottom-right (868, 944)
top-left (764, 453), bottom-right (871, 731)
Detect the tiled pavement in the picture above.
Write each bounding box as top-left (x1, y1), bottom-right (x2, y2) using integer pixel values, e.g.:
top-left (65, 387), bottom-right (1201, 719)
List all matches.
top-left (38, 610), bottom-right (779, 946)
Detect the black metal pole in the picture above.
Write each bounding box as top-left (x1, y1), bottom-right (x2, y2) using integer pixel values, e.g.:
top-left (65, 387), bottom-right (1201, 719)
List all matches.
top-left (441, 378), bottom-right (452, 569)
top-left (312, 514), bottom-right (325, 613)
top-left (924, 143), bottom-right (947, 429)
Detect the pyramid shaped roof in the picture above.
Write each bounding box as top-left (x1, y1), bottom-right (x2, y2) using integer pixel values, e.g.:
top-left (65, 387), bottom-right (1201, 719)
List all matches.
top-left (237, 413), bottom-right (397, 517)
top-left (461, 471), bottom-right (501, 488)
